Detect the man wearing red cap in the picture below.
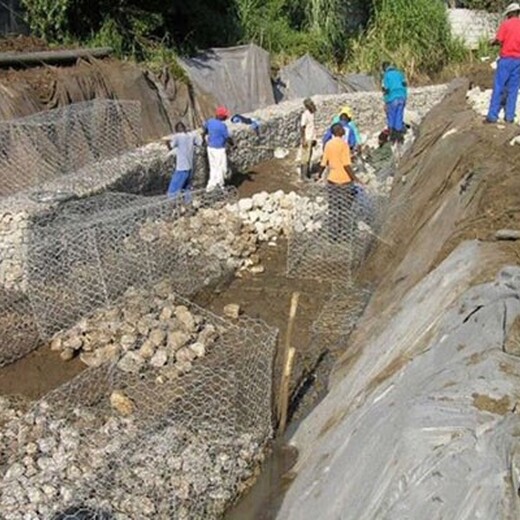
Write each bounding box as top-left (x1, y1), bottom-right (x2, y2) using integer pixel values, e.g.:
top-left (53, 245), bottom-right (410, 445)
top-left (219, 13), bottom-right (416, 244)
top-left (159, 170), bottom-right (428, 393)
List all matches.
top-left (203, 106), bottom-right (234, 191)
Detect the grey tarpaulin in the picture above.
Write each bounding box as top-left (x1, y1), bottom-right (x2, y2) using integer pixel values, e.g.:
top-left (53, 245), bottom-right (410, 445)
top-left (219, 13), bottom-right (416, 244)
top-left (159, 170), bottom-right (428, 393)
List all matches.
top-left (277, 241), bottom-right (520, 520)
top-left (180, 44), bottom-right (275, 115)
top-left (275, 54), bottom-right (343, 102)
top-left (340, 73), bottom-right (378, 93)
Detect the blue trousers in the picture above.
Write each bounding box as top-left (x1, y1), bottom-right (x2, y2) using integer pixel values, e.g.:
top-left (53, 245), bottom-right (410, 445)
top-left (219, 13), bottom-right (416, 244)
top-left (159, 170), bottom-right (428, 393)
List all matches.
top-left (386, 98), bottom-right (406, 132)
top-left (487, 57), bottom-right (520, 122)
top-left (167, 169), bottom-right (192, 198)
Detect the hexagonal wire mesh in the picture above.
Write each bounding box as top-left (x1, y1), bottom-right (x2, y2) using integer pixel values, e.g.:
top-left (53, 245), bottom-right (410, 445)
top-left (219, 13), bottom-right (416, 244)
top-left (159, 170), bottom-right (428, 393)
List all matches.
top-left (286, 183), bottom-right (389, 284)
top-left (310, 282), bottom-right (373, 352)
top-left (0, 285), bottom-right (278, 520)
top-left (0, 100), bottom-right (142, 197)
top-left (0, 188), bottom-right (238, 366)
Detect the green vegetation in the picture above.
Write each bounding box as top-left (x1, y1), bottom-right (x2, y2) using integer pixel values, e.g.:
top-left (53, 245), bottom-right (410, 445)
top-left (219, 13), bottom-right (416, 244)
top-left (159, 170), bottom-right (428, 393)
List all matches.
top-left (348, 0), bottom-right (469, 78)
top-left (19, 0), bottom-right (501, 80)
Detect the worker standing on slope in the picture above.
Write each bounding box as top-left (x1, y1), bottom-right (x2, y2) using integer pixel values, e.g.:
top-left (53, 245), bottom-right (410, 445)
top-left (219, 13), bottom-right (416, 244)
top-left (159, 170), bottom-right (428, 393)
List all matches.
top-left (381, 62), bottom-right (408, 144)
top-left (486, 3), bottom-right (520, 124)
top-left (165, 122), bottom-right (202, 198)
top-left (299, 98), bottom-right (317, 181)
top-left (319, 123), bottom-right (362, 240)
top-left (203, 106), bottom-right (234, 192)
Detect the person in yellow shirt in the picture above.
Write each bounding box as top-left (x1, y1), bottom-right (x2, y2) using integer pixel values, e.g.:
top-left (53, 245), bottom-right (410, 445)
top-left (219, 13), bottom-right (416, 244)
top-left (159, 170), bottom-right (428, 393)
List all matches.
top-left (320, 123), bottom-right (362, 240)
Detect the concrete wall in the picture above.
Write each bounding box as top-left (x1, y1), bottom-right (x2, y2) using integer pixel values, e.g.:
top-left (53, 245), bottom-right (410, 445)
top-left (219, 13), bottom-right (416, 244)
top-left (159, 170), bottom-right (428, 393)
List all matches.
top-left (448, 8), bottom-right (500, 49)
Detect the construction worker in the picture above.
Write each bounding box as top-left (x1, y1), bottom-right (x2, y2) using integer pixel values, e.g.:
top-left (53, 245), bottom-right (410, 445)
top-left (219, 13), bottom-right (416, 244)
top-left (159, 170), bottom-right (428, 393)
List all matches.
top-left (339, 106), bottom-right (362, 155)
top-left (320, 123), bottom-right (362, 240)
top-left (322, 107), bottom-right (360, 154)
top-left (165, 122), bottom-right (202, 198)
top-left (486, 3), bottom-right (520, 123)
top-left (299, 98), bottom-right (317, 181)
top-left (381, 62), bottom-right (408, 143)
top-left (203, 106), bottom-right (234, 192)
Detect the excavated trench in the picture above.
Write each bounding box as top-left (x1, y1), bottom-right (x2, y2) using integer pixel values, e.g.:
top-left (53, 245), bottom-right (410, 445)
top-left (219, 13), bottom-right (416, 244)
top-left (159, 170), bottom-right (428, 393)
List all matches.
top-left (0, 85), bottom-right (455, 518)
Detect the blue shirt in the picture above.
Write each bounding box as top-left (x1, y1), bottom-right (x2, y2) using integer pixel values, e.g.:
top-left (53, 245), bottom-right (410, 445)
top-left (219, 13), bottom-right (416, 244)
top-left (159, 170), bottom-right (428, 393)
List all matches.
top-left (204, 118), bottom-right (230, 149)
top-left (170, 132), bottom-right (202, 171)
top-left (383, 67), bottom-right (407, 103)
top-left (322, 122), bottom-right (357, 149)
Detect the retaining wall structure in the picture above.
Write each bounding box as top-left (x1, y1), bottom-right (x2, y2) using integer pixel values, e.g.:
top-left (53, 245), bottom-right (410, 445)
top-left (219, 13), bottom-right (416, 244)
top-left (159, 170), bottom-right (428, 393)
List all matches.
top-left (0, 85), bottom-right (447, 293)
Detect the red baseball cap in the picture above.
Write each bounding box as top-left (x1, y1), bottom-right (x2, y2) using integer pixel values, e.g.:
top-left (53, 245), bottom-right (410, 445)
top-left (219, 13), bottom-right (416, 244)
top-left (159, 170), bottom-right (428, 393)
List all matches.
top-left (216, 106), bottom-right (230, 118)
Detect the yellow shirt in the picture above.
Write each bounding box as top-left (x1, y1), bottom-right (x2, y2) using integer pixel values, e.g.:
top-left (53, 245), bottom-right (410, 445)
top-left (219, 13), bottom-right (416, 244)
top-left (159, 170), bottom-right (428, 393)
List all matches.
top-left (321, 136), bottom-right (352, 184)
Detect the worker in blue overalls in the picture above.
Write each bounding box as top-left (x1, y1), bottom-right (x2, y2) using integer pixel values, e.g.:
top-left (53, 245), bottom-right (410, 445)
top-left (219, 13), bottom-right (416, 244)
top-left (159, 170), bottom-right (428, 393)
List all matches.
top-left (381, 62), bottom-right (408, 144)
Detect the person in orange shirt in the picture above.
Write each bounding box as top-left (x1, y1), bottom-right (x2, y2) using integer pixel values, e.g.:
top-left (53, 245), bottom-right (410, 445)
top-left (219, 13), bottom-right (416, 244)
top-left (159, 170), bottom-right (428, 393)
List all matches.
top-left (320, 123), bottom-right (362, 240)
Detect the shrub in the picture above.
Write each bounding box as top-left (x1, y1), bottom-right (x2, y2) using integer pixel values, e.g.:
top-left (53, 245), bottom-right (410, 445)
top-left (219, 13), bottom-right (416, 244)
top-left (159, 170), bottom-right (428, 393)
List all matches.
top-left (347, 0), bottom-right (469, 79)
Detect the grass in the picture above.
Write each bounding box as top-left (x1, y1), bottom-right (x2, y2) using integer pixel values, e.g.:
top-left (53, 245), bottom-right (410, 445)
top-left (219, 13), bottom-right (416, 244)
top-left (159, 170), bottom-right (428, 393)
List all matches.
top-left (345, 0), bottom-right (470, 82)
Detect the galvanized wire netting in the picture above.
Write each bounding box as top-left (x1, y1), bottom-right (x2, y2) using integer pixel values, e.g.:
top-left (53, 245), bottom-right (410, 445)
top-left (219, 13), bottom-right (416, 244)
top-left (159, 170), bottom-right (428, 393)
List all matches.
top-left (0, 284), bottom-right (277, 520)
top-left (311, 283), bottom-right (373, 351)
top-left (286, 183), bottom-right (388, 283)
top-left (0, 189), bottom-right (238, 366)
top-left (0, 100), bottom-right (142, 197)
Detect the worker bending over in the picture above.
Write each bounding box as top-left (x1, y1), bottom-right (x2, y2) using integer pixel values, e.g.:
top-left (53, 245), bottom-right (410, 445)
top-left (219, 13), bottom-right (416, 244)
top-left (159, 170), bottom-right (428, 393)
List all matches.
top-left (382, 62), bottom-right (408, 143)
top-left (487, 3), bottom-right (520, 123)
top-left (203, 106), bottom-right (234, 192)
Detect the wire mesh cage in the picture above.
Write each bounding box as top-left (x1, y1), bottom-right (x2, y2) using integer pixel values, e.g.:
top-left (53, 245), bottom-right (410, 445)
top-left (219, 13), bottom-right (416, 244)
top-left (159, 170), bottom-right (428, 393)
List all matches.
top-left (0, 285), bottom-right (278, 520)
top-left (0, 188), bottom-right (238, 366)
top-left (286, 183), bottom-right (387, 283)
top-left (0, 100), bottom-right (142, 198)
top-left (311, 282), bottom-right (373, 351)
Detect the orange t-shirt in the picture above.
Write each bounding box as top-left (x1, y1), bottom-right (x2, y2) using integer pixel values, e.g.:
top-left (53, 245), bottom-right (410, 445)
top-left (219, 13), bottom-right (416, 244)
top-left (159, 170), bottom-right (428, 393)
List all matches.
top-left (321, 136), bottom-right (352, 184)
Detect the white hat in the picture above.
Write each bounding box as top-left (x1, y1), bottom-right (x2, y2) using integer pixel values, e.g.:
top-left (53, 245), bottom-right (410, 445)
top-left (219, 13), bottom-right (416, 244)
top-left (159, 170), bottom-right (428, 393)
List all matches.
top-left (504, 2), bottom-right (520, 16)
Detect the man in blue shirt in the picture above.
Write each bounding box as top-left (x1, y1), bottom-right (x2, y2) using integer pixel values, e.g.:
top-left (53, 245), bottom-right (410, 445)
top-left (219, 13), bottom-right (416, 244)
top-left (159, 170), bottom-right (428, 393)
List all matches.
top-left (322, 113), bottom-right (358, 152)
top-left (166, 122), bottom-right (202, 198)
top-left (382, 62), bottom-right (408, 144)
top-left (203, 106), bottom-right (234, 191)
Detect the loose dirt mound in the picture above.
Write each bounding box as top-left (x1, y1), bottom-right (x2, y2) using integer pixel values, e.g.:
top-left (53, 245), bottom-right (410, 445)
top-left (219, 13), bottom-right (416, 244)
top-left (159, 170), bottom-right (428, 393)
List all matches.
top-left (0, 35), bottom-right (53, 53)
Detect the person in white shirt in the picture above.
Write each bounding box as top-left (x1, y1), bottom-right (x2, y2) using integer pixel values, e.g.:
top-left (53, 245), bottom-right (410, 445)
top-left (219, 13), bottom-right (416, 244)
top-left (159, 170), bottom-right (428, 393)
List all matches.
top-left (298, 98), bottom-right (317, 181)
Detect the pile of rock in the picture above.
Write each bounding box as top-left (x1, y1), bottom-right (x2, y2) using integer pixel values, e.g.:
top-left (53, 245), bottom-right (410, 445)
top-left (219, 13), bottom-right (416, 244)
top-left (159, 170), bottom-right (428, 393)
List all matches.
top-left (51, 281), bottom-right (226, 375)
top-left (228, 190), bottom-right (325, 242)
top-left (0, 399), bottom-right (265, 519)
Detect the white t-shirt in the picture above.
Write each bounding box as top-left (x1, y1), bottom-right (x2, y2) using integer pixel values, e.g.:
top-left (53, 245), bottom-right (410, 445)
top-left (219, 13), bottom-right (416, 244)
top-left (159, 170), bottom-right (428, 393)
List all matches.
top-left (301, 109), bottom-right (316, 142)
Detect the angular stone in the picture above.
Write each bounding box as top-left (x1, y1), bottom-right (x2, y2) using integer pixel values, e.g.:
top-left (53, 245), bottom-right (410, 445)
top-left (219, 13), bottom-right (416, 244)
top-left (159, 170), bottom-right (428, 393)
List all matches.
top-left (110, 391), bottom-right (135, 417)
top-left (120, 334), bottom-right (137, 351)
top-left (176, 360), bottom-right (193, 375)
top-left (175, 347), bottom-right (196, 364)
top-left (224, 303), bottom-right (241, 319)
top-left (167, 331), bottom-right (191, 352)
top-left (175, 306), bottom-right (196, 332)
top-left (150, 349), bottom-right (168, 368)
top-left (118, 352), bottom-right (145, 374)
top-left (238, 198), bottom-right (253, 212)
top-left (80, 344), bottom-right (120, 368)
top-left (149, 328), bottom-right (167, 347)
top-left (189, 342), bottom-right (206, 359)
top-left (250, 265), bottom-right (265, 275)
top-left (50, 336), bottom-right (63, 352)
top-left (160, 306), bottom-right (173, 322)
top-left (495, 229), bottom-right (520, 241)
top-left (199, 324), bottom-right (219, 347)
top-left (63, 336), bottom-right (83, 351)
top-left (139, 340), bottom-right (156, 360)
top-left (59, 348), bottom-right (75, 362)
